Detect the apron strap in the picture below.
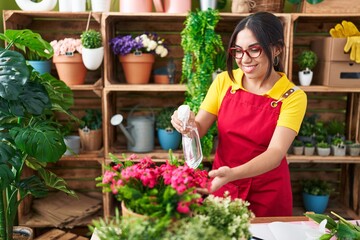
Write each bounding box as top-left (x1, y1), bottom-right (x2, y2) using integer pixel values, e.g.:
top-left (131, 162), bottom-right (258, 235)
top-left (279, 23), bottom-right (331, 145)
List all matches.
top-left (270, 86), bottom-right (300, 108)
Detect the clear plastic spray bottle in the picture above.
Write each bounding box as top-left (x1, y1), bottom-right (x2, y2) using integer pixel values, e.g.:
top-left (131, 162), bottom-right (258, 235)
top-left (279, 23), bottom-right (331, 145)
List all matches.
top-left (177, 105), bottom-right (203, 169)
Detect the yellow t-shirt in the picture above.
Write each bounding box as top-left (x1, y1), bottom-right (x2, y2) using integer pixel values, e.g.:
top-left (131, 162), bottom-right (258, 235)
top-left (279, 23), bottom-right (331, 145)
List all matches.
top-left (200, 69), bottom-right (307, 133)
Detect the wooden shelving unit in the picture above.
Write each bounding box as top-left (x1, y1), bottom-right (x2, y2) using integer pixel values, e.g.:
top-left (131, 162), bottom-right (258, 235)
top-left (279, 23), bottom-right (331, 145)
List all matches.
top-left (3, 10), bottom-right (360, 228)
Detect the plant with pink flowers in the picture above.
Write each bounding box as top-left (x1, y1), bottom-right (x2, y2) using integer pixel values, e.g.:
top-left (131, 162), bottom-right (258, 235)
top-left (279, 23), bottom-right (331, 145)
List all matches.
top-left (97, 153), bottom-right (211, 222)
top-left (50, 38), bottom-right (82, 56)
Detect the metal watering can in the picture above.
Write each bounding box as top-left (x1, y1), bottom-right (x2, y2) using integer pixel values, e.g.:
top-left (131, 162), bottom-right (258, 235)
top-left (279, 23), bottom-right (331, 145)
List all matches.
top-left (111, 106), bottom-right (155, 153)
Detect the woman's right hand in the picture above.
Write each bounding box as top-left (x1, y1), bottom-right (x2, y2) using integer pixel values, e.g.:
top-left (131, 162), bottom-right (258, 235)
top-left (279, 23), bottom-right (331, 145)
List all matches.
top-left (171, 109), bottom-right (195, 134)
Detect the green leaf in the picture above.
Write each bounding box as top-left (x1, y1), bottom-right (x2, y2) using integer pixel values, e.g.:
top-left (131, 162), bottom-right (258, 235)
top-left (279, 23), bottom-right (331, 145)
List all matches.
top-left (0, 164), bottom-right (15, 190)
top-left (10, 121), bottom-right (66, 163)
top-left (0, 49), bottom-right (29, 100)
top-left (0, 29), bottom-right (53, 60)
top-left (19, 81), bottom-right (50, 115)
top-left (18, 175), bottom-right (48, 199)
top-left (37, 168), bottom-right (76, 197)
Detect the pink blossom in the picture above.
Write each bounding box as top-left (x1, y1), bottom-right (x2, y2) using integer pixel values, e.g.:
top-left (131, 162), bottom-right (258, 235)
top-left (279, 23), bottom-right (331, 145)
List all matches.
top-left (177, 201), bottom-right (191, 214)
top-left (102, 171), bottom-right (117, 184)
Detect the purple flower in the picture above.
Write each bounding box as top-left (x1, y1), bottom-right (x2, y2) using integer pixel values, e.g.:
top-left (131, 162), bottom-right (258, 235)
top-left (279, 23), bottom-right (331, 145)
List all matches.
top-left (109, 35), bottom-right (143, 56)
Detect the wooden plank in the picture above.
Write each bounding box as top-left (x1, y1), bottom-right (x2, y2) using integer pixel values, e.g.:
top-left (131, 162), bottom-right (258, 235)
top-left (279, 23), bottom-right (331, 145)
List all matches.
top-left (35, 229), bottom-right (66, 240)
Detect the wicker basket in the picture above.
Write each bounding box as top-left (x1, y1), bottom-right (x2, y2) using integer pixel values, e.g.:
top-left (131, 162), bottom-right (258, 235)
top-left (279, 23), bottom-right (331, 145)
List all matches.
top-left (252, 0), bottom-right (284, 12)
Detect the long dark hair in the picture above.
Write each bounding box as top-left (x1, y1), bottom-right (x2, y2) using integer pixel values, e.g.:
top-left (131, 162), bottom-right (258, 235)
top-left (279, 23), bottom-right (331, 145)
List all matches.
top-left (226, 12), bottom-right (285, 82)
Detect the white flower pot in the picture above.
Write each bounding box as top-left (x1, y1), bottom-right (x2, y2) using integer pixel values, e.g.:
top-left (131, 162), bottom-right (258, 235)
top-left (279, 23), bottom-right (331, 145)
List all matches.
top-left (15, 0), bottom-right (57, 11)
top-left (59, 0), bottom-right (72, 11)
top-left (298, 70), bottom-right (313, 86)
top-left (317, 147), bottom-right (331, 156)
top-left (91, 0), bottom-right (111, 12)
top-left (72, 0), bottom-right (86, 12)
top-left (82, 47), bottom-right (104, 70)
top-left (200, 0), bottom-right (217, 10)
top-left (64, 135), bottom-right (81, 156)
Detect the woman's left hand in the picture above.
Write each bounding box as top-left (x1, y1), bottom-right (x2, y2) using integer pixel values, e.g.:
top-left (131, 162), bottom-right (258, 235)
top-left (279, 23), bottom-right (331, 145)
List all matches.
top-left (208, 166), bottom-right (232, 192)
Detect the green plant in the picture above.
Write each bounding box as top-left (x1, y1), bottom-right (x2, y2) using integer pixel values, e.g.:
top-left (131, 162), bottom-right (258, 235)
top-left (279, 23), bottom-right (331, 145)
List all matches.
top-left (350, 143), bottom-right (360, 148)
top-left (81, 29), bottom-right (102, 49)
top-left (181, 9), bottom-right (223, 157)
top-left (332, 136), bottom-right (345, 148)
top-left (326, 119), bottom-right (345, 136)
top-left (297, 50), bottom-right (318, 71)
top-left (293, 139), bottom-right (304, 147)
top-left (155, 107), bottom-right (176, 130)
top-left (90, 194), bottom-right (254, 240)
top-left (301, 179), bottom-right (334, 196)
top-left (96, 154), bottom-right (211, 226)
top-left (0, 29), bottom-right (76, 240)
top-left (317, 141), bottom-right (330, 148)
top-left (305, 142), bottom-right (314, 147)
top-left (79, 109), bottom-right (102, 130)
top-left (0, 29), bottom-right (53, 61)
top-left (306, 211), bottom-right (360, 240)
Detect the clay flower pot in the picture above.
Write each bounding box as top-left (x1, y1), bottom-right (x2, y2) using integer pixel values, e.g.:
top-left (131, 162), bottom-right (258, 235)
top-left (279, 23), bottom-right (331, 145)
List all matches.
top-left (53, 53), bottom-right (87, 86)
top-left (119, 53), bottom-right (155, 84)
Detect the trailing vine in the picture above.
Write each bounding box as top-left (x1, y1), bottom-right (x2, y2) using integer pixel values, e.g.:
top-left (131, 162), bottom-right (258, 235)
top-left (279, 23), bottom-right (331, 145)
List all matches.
top-left (181, 9), bottom-right (224, 158)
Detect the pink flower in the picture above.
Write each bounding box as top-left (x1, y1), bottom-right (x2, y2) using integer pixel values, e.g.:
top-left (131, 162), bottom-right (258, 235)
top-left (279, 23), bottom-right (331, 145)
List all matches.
top-left (102, 171), bottom-right (117, 184)
top-left (177, 201), bottom-right (191, 214)
top-left (50, 38), bottom-right (82, 56)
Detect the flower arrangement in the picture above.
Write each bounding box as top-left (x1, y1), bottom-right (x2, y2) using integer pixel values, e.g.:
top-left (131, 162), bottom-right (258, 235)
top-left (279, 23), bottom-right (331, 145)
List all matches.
top-left (90, 193), bottom-right (254, 240)
top-left (97, 153), bottom-right (211, 221)
top-left (110, 32), bottom-right (168, 57)
top-left (50, 38), bottom-right (82, 56)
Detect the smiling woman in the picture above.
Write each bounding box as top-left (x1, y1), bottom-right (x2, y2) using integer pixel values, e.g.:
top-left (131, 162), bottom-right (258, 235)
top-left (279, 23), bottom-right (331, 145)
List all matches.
top-left (15, 0), bottom-right (57, 11)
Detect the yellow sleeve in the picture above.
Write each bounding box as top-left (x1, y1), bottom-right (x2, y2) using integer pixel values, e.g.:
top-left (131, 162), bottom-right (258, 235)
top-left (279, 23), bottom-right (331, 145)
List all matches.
top-left (200, 72), bottom-right (232, 115)
top-left (277, 89), bottom-right (307, 134)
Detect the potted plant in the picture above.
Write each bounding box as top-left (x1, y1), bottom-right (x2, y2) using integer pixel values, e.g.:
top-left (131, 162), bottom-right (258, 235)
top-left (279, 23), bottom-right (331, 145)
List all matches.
top-left (304, 142), bottom-right (315, 156)
top-left (297, 50), bottom-right (318, 86)
top-left (110, 32), bottom-right (168, 84)
top-left (81, 29), bottom-right (104, 70)
top-left (0, 29), bottom-right (53, 75)
top-left (348, 142), bottom-right (360, 156)
top-left (50, 37), bottom-right (87, 86)
top-left (96, 154), bottom-right (211, 225)
top-left (292, 139), bottom-right (304, 155)
top-left (90, 193), bottom-right (254, 239)
top-left (181, 8), bottom-right (223, 157)
top-left (331, 136), bottom-right (346, 156)
top-left (78, 109), bottom-right (103, 151)
top-left (0, 29), bottom-right (76, 240)
top-left (316, 141), bottom-right (331, 156)
top-left (156, 107), bottom-right (182, 150)
top-left (301, 179), bottom-right (334, 214)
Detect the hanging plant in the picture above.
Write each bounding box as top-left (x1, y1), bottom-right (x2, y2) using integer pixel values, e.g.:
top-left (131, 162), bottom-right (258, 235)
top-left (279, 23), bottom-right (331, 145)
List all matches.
top-left (181, 9), bottom-right (224, 157)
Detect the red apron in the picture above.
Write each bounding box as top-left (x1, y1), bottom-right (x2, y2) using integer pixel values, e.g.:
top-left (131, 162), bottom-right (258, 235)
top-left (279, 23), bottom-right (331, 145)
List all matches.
top-left (212, 88), bottom-right (293, 217)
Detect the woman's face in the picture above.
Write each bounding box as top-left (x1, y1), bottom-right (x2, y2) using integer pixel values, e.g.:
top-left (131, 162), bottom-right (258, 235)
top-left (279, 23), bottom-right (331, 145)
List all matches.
top-left (233, 28), bottom-right (270, 81)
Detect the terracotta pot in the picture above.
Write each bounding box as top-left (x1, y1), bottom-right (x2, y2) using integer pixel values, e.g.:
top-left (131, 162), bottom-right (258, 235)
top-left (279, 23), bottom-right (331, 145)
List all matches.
top-left (121, 201), bottom-right (148, 219)
top-left (119, 53), bottom-right (155, 84)
top-left (154, 74), bottom-right (169, 84)
top-left (79, 128), bottom-right (103, 151)
top-left (53, 53), bottom-right (87, 86)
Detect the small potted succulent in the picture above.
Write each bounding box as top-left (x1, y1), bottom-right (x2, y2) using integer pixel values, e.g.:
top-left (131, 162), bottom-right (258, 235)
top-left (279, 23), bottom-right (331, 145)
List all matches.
top-left (304, 141), bottom-right (315, 156)
top-left (348, 142), bottom-right (360, 156)
top-left (50, 37), bottom-right (86, 86)
top-left (81, 29), bottom-right (103, 70)
top-left (155, 107), bottom-right (181, 150)
top-left (110, 32), bottom-right (168, 84)
top-left (292, 139), bottom-right (304, 155)
top-left (331, 136), bottom-right (346, 156)
top-left (297, 50), bottom-right (318, 86)
top-left (316, 141), bottom-right (331, 156)
top-left (301, 179), bottom-right (334, 214)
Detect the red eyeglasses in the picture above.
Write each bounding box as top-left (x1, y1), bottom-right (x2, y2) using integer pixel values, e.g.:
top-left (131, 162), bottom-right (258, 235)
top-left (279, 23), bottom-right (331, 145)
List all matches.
top-left (228, 45), bottom-right (263, 59)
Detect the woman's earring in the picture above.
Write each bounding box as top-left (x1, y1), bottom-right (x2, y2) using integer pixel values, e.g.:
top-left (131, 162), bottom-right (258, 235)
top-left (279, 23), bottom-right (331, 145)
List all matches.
top-left (273, 55), bottom-right (279, 66)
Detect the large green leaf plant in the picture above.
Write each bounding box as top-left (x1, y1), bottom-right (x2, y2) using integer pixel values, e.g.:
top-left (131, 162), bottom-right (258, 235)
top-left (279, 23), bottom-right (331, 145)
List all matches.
top-left (0, 29), bottom-right (76, 240)
top-left (181, 9), bottom-right (224, 157)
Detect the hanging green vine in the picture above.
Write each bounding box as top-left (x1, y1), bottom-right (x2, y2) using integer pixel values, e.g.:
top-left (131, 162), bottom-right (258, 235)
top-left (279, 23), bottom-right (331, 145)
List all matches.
top-left (181, 9), bottom-right (224, 158)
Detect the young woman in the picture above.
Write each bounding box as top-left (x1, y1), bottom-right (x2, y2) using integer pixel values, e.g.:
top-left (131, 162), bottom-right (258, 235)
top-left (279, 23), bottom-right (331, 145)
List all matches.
top-left (171, 12), bottom-right (307, 217)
